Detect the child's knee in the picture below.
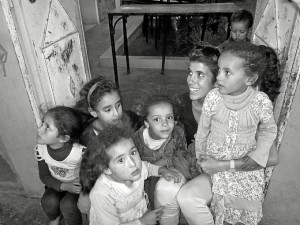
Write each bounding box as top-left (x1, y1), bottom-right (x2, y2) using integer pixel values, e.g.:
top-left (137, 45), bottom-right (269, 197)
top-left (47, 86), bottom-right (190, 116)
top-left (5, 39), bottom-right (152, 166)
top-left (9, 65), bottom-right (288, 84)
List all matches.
top-left (155, 176), bottom-right (185, 196)
top-left (41, 194), bottom-right (60, 211)
top-left (177, 185), bottom-right (192, 206)
top-left (60, 194), bottom-right (79, 213)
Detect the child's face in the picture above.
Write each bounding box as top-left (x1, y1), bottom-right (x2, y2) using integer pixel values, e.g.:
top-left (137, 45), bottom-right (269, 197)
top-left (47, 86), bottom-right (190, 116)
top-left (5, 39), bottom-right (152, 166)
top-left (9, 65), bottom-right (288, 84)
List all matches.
top-left (145, 102), bottom-right (174, 140)
top-left (217, 52), bottom-right (250, 96)
top-left (230, 21), bottom-right (250, 42)
top-left (187, 61), bottom-right (216, 101)
top-left (37, 114), bottom-right (63, 149)
top-left (105, 138), bottom-right (142, 187)
top-left (92, 91), bottom-right (123, 128)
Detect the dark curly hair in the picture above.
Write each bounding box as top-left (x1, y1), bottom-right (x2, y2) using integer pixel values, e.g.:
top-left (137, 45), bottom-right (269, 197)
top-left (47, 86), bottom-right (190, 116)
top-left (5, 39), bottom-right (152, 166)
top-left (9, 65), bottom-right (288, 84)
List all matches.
top-left (230, 9), bottom-right (254, 29)
top-left (223, 42), bottom-right (267, 87)
top-left (138, 94), bottom-right (176, 122)
top-left (258, 45), bottom-right (281, 102)
top-left (80, 125), bottom-right (135, 193)
top-left (223, 42), bottom-right (281, 102)
top-left (46, 106), bottom-right (83, 143)
top-left (189, 45), bottom-right (220, 84)
top-left (74, 76), bottom-right (121, 127)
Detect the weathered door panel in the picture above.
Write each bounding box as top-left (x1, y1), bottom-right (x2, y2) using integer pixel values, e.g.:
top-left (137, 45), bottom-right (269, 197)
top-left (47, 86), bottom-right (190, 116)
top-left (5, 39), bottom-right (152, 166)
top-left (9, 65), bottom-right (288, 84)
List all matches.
top-left (14, 0), bottom-right (90, 106)
top-left (0, 0), bottom-right (90, 196)
top-left (41, 0), bottom-right (86, 105)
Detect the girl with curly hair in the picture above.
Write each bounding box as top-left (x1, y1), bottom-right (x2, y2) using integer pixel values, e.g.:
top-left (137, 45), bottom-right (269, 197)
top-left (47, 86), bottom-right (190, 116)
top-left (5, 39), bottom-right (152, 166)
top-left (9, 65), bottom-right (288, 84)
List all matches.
top-left (194, 42), bottom-right (278, 225)
top-left (80, 125), bottom-right (181, 225)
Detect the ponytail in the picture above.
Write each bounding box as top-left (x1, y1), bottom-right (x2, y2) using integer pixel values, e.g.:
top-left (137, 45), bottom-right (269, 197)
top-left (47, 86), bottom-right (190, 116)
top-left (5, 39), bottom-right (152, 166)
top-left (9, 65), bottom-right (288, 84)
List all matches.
top-left (259, 45), bottom-right (281, 102)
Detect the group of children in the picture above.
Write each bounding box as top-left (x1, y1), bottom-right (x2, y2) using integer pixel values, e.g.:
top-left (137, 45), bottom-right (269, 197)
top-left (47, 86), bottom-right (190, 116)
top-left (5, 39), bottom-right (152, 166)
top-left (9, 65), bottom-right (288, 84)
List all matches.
top-left (35, 8), bottom-right (281, 225)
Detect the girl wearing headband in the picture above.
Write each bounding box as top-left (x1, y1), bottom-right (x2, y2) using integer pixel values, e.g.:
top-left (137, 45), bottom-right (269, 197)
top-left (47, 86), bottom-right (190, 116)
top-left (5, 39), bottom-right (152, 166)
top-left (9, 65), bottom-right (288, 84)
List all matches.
top-left (75, 76), bottom-right (141, 147)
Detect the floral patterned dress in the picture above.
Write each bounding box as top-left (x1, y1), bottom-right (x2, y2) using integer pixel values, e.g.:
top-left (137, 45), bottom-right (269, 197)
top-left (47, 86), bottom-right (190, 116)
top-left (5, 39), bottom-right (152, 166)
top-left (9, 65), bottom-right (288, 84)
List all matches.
top-left (195, 87), bottom-right (277, 225)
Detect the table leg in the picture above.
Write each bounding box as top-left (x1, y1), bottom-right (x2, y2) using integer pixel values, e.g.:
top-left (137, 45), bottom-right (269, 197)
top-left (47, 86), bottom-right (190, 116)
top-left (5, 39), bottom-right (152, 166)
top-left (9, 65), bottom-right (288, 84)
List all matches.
top-left (108, 15), bottom-right (119, 89)
top-left (201, 15), bottom-right (208, 41)
top-left (226, 15), bottom-right (231, 39)
top-left (155, 16), bottom-right (158, 49)
top-left (161, 16), bottom-right (167, 75)
top-left (123, 16), bottom-right (130, 74)
top-left (143, 15), bottom-right (149, 43)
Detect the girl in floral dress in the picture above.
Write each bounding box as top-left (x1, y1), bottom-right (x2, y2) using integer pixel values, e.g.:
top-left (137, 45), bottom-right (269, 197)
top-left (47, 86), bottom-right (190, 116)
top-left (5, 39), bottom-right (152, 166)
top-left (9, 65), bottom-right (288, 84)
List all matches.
top-left (195, 42), bottom-right (278, 225)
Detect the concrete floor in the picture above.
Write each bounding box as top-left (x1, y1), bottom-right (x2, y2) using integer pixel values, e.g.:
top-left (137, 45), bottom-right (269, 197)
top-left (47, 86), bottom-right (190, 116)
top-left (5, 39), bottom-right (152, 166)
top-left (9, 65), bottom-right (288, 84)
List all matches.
top-left (0, 1), bottom-right (257, 224)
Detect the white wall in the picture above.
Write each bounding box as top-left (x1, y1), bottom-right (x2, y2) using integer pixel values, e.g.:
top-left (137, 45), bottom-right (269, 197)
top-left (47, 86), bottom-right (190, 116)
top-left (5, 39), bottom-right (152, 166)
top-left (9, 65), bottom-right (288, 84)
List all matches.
top-left (0, 4), bottom-right (42, 196)
top-left (261, 82), bottom-right (300, 224)
top-left (79, 0), bottom-right (100, 26)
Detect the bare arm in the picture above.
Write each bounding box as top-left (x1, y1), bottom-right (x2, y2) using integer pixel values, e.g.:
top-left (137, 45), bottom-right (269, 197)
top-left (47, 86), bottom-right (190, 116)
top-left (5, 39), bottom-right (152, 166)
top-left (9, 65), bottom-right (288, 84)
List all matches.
top-left (199, 143), bottom-right (279, 174)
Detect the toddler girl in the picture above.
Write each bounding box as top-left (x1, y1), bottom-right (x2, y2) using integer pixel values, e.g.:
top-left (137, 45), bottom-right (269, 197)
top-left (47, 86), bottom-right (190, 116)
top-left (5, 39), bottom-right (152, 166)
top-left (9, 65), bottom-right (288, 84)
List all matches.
top-left (134, 94), bottom-right (188, 225)
top-left (195, 42), bottom-right (278, 225)
top-left (35, 106), bottom-right (85, 225)
top-left (80, 125), bottom-right (181, 225)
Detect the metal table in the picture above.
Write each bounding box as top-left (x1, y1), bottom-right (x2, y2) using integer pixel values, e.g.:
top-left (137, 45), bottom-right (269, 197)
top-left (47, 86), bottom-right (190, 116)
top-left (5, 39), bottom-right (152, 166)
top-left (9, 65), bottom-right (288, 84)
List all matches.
top-left (108, 3), bottom-right (241, 88)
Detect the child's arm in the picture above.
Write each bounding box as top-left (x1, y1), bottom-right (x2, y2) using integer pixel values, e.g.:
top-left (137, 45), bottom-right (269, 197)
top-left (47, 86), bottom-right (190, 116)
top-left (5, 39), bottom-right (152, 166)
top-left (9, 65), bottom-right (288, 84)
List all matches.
top-left (152, 158), bottom-right (169, 167)
top-left (194, 90), bottom-right (217, 160)
top-left (248, 95), bottom-right (277, 167)
top-left (195, 110), bottom-right (212, 159)
top-left (154, 147), bottom-right (173, 168)
top-left (38, 160), bottom-right (82, 193)
top-left (199, 142), bottom-right (279, 174)
top-left (240, 142), bottom-right (279, 170)
top-left (60, 180), bottom-right (82, 194)
top-left (143, 161), bottom-right (181, 183)
top-left (37, 160), bottom-right (62, 191)
top-left (172, 126), bottom-right (194, 180)
top-left (158, 167), bottom-right (182, 183)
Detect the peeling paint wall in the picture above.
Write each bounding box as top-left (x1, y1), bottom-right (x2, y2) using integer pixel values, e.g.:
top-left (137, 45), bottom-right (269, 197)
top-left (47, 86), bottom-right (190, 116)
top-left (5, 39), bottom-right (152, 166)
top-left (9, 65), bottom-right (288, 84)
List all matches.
top-left (12, 0), bottom-right (90, 107)
top-left (41, 0), bottom-right (87, 105)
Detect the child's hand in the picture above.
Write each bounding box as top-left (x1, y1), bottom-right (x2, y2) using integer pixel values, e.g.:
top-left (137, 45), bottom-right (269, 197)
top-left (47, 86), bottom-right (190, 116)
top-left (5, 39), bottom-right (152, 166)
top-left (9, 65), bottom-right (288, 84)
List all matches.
top-left (77, 192), bottom-right (91, 214)
top-left (159, 167), bottom-right (182, 183)
top-left (196, 157), bottom-right (204, 173)
top-left (60, 180), bottom-right (82, 194)
top-left (140, 207), bottom-right (164, 225)
top-left (199, 155), bottom-right (227, 174)
top-left (241, 156), bottom-right (260, 170)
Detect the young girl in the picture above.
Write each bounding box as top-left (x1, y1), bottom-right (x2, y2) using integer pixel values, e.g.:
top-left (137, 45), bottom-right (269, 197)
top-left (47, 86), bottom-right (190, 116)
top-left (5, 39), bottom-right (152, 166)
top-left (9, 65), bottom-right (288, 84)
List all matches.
top-left (80, 125), bottom-right (181, 225)
top-left (75, 75), bottom-right (141, 147)
top-left (133, 94), bottom-right (189, 225)
top-left (195, 42), bottom-right (278, 225)
top-left (75, 76), bottom-right (141, 214)
top-left (35, 106), bottom-right (85, 225)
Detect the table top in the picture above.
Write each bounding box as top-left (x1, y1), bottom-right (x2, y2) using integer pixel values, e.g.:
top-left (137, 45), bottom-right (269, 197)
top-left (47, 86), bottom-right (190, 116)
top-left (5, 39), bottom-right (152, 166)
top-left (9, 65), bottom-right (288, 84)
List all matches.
top-left (108, 3), bottom-right (241, 16)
